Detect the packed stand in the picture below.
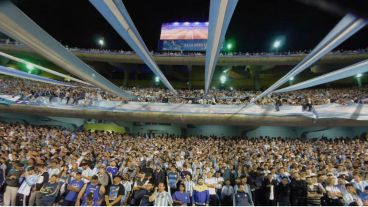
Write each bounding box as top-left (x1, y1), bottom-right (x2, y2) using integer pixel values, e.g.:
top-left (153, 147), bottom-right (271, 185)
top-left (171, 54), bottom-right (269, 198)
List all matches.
top-left (1, 76), bottom-right (368, 106)
top-left (0, 77), bottom-right (124, 105)
top-left (0, 122), bottom-right (368, 206)
top-left (2, 38), bottom-right (368, 57)
top-left (129, 87), bottom-right (368, 106)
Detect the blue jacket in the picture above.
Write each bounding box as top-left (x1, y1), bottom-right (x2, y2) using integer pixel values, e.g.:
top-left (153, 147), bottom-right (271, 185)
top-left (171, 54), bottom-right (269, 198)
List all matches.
top-left (192, 185), bottom-right (210, 205)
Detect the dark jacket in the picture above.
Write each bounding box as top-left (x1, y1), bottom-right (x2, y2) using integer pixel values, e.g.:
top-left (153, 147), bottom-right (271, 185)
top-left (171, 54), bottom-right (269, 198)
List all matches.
top-left (233, 191), bottom-right (252, 206)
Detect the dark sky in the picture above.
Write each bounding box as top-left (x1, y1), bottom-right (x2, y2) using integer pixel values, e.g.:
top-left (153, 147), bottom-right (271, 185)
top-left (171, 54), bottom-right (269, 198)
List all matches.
top-left (11, 0), bottom-right (368, 53)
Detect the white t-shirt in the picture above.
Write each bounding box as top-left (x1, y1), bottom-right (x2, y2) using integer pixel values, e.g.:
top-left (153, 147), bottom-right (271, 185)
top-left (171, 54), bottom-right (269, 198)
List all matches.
top-left (326, 185), bottom-right (341, 199)
top-left (214, 177), bottom-right (224, 190)
top-left (205, 177), bottom-right (218, 195)
top-left (82, 168), bottom-right (94, 183)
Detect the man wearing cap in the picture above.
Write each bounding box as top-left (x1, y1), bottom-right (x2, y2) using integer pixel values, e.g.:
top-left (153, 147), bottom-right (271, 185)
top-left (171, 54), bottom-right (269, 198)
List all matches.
top-left (105, 175), bottom-right (125, 206)
top-left (36, 174), bottom-right (60, 206)
top-left (63, 172), bottom-right (84, 206)
top-left (76, 175), bottom-right (105, 206)
top-left (3, 162), bottom-right (23, 206)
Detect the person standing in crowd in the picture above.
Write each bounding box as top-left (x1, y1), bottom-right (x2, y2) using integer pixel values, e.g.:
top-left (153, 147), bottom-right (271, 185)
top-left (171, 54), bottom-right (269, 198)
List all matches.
top-left (192, 178), bottom-right (210, 206)
top-left (343, 183), bottom-right (363, 206)
top-left (121, 173), bottom-right (133, 205)
top-left (233, 184), bottom-right (252, 206)
top-left (221, 179), bottom-right (234, 206)
top-left (172, 183), bottom-right (190, 206)
top-left (262, 173), bottom-right (278, 205)
top-left (306, 176), bottom-right (324, 206)
top-left (152, 165), bottom-right (166, 187)
top-left (80, 162), bottom-right (94, 184)
top-left (106, 161), bottom-right (119, 178)
top-left (274, 96), bottom-right (282, 111)
top-left (3, 162), bottom-right (23, 206)
top-left (183, 174), bottom-right (195, 205)
top-left (104, 175), bottom-right (125, 206)
top-left (325, 176), bottom-right (343, 206)
top-left (76, 175), bottom-right (105, 206)
top-left (63, 172), bottom-right (84, 206)
top-left (29, 164), bottom-right (49, 206)
top-left (16, 166), bottom-right (39, 206)
top-left (97, 166), bottom-right (110, 188)
top-left (351, 174), bottom-right (368, 194)
top-left (214, 171), bottom-right (224, 200)
top-left (359, 186), bottom-right (368, 206)
top-left (275, 177), bottom-right (291, 206)
top-left (167, 166), bottom-right (179, 194)
top-left (205, 171), bottom-right (220, 206)
top-left (290, 172), bottom-right (308, 206)
top-left (149, 182), bottom-right (173, 206)
top-left (36, 174), bottom-right (60, 206)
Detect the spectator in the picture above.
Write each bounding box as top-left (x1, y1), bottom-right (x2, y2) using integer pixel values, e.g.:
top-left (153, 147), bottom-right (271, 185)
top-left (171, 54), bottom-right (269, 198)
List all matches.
top-left (3, 162), bottom-right (23, 206)
top-left (192, 178), bottom-right (210, 206)
top-left (62, 172), bottom-right (84, 206)
top-left (104, 175), bottom-right (124, 206)
top-left (172, 183), bottom-right (190, 206)
top-left (275, 177), bottom-right (291, 206)
top-left (233, 184), bottom-right (252, 206)
top-left (149, 182), bottom-right (173, 206)
top-left (36, 175), bottom-right (60, 206)
top-left (76, 175), bottom-right (105, 206)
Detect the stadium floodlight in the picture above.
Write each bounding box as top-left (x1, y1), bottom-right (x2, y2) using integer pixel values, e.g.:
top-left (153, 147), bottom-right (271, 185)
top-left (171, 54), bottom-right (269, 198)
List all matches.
top-left (356, 73), bottom-right (362, 78)
top-left (98, 38), bottom-right (105, 49)
top-left (154, 76), bottom-right (160, 83)
top-left (220, 75), bottom-right (227, 84)
top-left (26, 63), bottom-right (34, 70)
top-left (173, 22), bottom-right (180, 26)
top-left (226, 43), bottom-right (233, 50)
top-left (289, 76), bottom-right (294, 81)
top-left (183, 22), bottom-right (190, 26)
top-left (273, 40), bottom-right (281, 49)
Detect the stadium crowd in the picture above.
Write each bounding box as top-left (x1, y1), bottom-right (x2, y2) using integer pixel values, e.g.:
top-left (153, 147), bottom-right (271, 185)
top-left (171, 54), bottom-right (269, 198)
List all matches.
top-left (2, 38), bottom-right (368, 57)
top-left (1, 77), bottom-right (368, 106)
top-left (0, 122), bottom-right (368, 206)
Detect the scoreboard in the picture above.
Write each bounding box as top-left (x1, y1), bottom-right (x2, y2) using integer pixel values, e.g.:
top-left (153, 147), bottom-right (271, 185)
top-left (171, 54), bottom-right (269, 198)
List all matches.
top-left (159, 22), bottom-right (208, 51)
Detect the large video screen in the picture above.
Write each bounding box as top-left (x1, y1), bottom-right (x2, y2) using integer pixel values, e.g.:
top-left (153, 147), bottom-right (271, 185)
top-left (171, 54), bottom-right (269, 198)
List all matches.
top-left (159, 22), bottom-right (208, 51)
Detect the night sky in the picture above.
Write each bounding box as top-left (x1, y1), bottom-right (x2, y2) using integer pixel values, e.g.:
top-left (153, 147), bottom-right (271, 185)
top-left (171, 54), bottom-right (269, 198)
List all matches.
top-left (11, 0), bottom-right (368, 53)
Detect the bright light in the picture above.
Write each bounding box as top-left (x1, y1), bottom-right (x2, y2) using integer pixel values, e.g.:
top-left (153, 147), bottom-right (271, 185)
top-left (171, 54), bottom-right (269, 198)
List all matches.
top-left (205, 22), bottom-right (209, 26)
top-left (98, 38), bottom-right (104, 46)
top-left (154, 76), bottom-right (160, 83)
top-left (26, 63), bottom-right (34, 70)
top-left (173, 22), bottom-right (180, 26)
top-left (183, 22), bottom-right (190, 26)
top-left (230, 87), bottom-right (234, 90)
top-left (194, 22), bottom-right (200, 25)
top-left (356, 73), bottom-right (362, 78)
top-left (273, 40), bottom-right (281, 48)
top-left (220, 75), bottom-right (227, 84)
top-left (289, 76), bottom-right (294, 81)
top-left (226, 43), bottom-right (233, 50)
